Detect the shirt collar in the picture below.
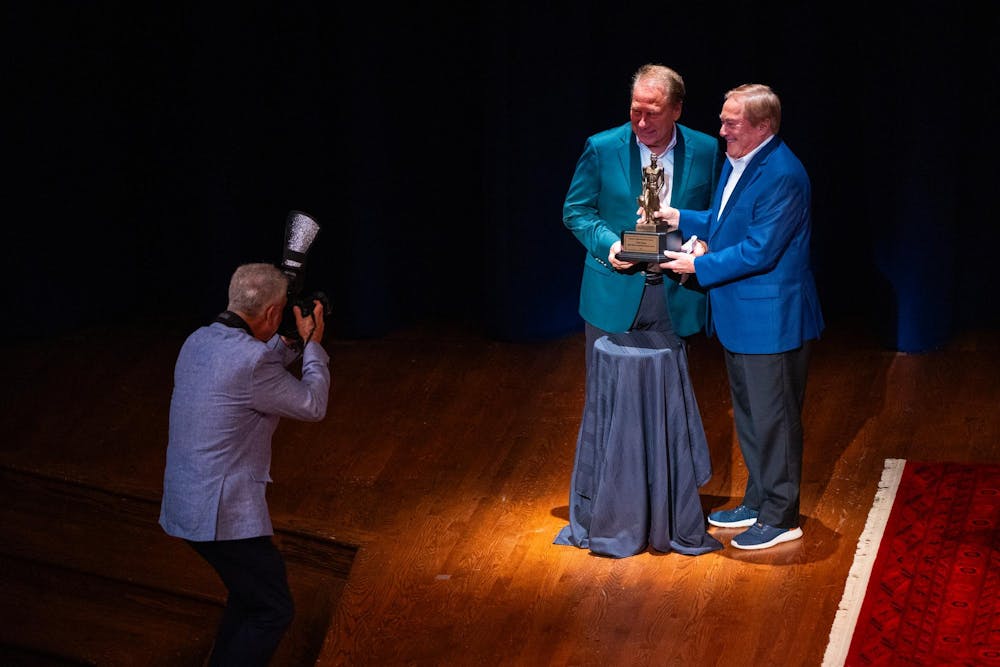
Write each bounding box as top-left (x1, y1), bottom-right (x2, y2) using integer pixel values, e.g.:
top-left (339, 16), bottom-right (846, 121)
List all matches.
top-left (727, 134), bottom-right (775, 169)
top-left (636, 124), bottom-right (678, 161)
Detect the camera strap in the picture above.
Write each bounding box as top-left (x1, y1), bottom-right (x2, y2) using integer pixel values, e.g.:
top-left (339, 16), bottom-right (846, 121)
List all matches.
top-left (213, 310), bottom-right (253, 336)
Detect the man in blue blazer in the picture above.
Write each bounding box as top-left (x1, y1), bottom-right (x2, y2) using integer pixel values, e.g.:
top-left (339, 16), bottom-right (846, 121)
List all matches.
top-left (660, 84), bottom-right (824, 550)
top-left (160, 262), bottom-right (330, 665)
top-left (564, 63), bottom-right (724, 368)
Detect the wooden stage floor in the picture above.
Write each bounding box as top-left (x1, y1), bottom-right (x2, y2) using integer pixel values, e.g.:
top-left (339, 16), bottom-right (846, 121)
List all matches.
top-left (1, 316), bottom-right (997, 666)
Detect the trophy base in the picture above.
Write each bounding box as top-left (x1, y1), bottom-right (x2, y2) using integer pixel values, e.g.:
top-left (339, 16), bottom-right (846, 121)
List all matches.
top-left (616, 228), bottom-right (682, 264)
top-left (616, 251), bottom-right (672, 263)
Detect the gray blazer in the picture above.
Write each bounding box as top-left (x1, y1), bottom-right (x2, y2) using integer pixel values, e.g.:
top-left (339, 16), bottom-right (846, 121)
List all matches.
top-left (159, 321), bottom-right (330, 541)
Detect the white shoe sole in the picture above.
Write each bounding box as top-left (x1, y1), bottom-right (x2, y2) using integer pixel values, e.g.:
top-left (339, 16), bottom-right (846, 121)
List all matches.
top-left (707, 516), bottom-right (758, 528)
top-left (731, 527), bottom-right (803, 550)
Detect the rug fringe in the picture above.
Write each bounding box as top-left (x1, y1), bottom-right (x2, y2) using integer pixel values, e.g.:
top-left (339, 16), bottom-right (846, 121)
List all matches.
top-left (821, 458), bottom-right (906, 667)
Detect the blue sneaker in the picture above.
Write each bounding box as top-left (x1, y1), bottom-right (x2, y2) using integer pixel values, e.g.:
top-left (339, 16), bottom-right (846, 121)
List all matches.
top-left (731, 522), bottom-right (803, 550)
top-left (707, 504), bottom-right (759, 528)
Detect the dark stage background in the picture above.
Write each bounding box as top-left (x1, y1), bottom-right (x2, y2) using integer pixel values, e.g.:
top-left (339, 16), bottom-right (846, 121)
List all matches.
top-left (5, 3), bottom-right (997, 351)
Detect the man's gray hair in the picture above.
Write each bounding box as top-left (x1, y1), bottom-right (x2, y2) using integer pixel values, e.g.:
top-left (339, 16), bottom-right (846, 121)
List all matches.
top-left (726, 84), bottom-right (782, 134)
top-left (227, 263), bottom-right (288, 317)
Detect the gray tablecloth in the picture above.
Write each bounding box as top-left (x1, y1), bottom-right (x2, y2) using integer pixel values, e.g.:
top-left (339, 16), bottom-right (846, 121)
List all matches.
top-left (554, 331), bottom-right (722, 557)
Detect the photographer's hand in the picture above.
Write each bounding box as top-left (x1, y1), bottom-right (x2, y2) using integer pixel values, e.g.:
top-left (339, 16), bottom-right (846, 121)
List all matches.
top-left (294, 299), bottom-right (325, 346)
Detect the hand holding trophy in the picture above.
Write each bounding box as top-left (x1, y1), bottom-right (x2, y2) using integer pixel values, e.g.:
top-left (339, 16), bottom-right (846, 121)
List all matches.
top-left (615, 154), bottom-right (683, 263)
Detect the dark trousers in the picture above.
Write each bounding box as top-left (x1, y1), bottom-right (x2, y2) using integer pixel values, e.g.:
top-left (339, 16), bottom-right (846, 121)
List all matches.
top-left (187, 536), bottom-right (294, 667)
top-left (724, 343), bottom-right (811, 529)
top-left (585, 281), bottom-right (677, 371)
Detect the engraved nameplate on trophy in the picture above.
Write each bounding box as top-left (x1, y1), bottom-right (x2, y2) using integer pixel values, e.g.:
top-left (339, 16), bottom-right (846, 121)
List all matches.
top-left (616, 154), bottom-right (682, 263)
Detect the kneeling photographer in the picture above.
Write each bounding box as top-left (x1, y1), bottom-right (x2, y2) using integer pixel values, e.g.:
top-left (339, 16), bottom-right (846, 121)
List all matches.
top-left (158, 210), bottom-right (331, 665)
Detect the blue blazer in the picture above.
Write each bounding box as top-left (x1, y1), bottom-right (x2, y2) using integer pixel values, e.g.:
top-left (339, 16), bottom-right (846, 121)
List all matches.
top-left (564, 122), bottom-right (724, 335)
top-left (679, 137), bottom-right (824, 354)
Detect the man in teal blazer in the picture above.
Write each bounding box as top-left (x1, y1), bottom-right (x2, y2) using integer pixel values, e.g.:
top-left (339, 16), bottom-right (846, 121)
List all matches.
top-left (564, 64), bottom-right (723, 367)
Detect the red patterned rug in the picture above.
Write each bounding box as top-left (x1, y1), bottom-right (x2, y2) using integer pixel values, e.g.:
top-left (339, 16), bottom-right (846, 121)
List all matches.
top-left (823, 459), bottom-right (1000, 666)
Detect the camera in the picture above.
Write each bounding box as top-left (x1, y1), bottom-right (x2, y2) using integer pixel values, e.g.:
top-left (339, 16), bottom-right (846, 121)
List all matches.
top-left (276, 210), bottom-right (330, 342)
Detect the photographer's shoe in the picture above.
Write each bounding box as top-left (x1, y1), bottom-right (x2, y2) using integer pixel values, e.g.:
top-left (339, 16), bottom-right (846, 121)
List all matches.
top-left (707, 504), bottom-right (759, 528)
top-left (731, 522), bottom-right (803, 550)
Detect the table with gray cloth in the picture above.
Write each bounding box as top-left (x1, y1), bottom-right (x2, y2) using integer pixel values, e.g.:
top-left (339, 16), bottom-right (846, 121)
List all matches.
top-left (554, 331), bottom-right (722, 557)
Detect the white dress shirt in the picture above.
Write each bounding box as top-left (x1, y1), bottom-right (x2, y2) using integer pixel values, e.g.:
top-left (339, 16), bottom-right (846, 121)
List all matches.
top-left (719, 134), bottom-right (774, 218)
top-left (637, 125), bottom-right (677, 206)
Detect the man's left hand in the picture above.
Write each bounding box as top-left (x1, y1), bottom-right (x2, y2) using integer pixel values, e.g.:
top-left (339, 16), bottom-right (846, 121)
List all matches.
top-left (660, 250), bottom-right (696, 275)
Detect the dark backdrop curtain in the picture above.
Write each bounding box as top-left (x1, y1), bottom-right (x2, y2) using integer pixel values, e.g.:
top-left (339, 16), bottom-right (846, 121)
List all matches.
top-left (4, 2), bottom-right (996, 351)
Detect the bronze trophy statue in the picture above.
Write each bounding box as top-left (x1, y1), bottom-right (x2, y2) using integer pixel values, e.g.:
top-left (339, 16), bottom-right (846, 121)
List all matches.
top-left (616, 154), bottom-right (682, 263)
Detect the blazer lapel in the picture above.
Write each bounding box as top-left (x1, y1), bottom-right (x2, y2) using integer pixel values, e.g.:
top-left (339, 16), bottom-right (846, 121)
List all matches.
top-left (713, 160), bottom-right (731, 210)
top-left (716, 137), bottom-right (783, 228)
top-left (707, 162), bottom-right (731, 246)
top-left (620, 132), bottom-right (642, 200)
top-left (672, 130), bottom-right (688, 205)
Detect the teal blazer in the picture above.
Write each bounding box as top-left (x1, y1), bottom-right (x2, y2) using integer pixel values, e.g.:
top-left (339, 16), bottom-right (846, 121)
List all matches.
top-left (564, 122), bottom-right (724, 335)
